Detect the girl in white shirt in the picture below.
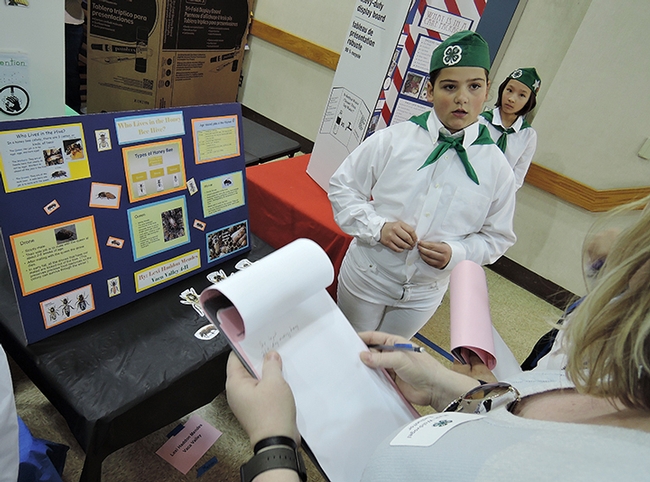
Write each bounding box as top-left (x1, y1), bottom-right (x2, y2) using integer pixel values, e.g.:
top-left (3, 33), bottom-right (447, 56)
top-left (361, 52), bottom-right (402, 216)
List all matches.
top-left (480, 67), bottom-right (541, 189)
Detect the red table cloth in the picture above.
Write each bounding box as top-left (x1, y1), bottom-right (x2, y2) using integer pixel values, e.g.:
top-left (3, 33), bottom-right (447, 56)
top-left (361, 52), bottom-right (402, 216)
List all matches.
top-left (246, 154), bottom-right (352, 298)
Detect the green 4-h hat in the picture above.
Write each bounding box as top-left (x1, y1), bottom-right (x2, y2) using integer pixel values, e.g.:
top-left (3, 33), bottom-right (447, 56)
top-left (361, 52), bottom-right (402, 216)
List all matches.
top-left (429, 30), bottom-right (491, 74)
top-left (507, 67), bottom-right (541, 95)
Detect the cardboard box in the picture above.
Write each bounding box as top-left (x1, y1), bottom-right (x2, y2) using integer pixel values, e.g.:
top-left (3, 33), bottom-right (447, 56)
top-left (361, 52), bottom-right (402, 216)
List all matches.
top-left (86, 0), bottom-right (251, 113)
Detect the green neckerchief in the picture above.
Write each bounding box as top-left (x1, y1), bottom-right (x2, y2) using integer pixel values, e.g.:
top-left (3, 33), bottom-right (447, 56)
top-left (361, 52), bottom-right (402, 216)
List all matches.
top-left (410, 111), bottom-right (493, 185)
top-left (480, 110), bottom-right (531, 153)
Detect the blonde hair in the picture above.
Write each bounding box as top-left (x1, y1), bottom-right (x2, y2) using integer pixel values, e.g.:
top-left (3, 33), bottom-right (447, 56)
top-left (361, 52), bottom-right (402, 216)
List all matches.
top-left (564, 194), bottom-right (650, 411)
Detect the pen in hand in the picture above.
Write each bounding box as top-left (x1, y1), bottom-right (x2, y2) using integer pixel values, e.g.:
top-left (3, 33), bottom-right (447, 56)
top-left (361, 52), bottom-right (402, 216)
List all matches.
top-left (368, 343), bottom-right (424, 353)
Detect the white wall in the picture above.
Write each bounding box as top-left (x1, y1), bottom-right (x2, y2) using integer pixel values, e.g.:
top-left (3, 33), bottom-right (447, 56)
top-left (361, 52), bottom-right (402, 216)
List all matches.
top-left (239, 0), bottom-right (356, 140)
top-left (251, 0), bottom-right (356, 51)
top-left (240, 37), bottom-right (336, 140)
top-left (504, 0), bottom-right (650, 188)
top-left (0, 0), bottom-right (66, 121)
top-left (501, 0), bottom-right (650, 294)
top-left (241, 0), bottom-right (650, 295)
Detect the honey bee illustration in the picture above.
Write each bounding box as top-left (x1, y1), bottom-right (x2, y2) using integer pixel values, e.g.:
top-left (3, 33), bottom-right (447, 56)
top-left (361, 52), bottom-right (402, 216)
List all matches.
top-left (47, 306), bottom-right (59, 322)
top-left (76, 293), bottom-right (89, 311)
top-left (60, 297), bottom-right (73, 317)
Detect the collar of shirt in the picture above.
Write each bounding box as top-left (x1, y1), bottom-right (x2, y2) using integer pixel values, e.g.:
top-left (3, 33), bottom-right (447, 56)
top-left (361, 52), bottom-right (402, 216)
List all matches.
top-left (439, 126), bottom-right (464, 140)
top-left (493, 107), bottom-right (524, 132)
top-left (426, 109), bottom-right (480, 150)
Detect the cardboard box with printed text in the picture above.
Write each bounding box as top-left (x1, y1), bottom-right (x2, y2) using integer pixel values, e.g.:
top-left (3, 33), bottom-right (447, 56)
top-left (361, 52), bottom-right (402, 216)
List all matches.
top-left (86, 0), bottom-right (251, 113)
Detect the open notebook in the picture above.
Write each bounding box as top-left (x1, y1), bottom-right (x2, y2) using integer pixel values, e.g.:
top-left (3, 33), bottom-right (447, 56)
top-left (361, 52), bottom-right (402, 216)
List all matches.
top-left (449, 260), bottom-right (522, 380)
top-left (199, 238), bottom-right (418, 482)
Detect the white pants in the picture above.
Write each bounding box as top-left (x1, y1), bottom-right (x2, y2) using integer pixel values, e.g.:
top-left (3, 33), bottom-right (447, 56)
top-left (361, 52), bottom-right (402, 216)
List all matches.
top-left (337, 282), bottom-right (443, 339)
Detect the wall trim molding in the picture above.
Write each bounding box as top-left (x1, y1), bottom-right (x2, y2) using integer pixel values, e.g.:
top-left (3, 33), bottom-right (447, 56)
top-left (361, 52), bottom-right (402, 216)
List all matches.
top-left (487, 256), bottom-right (576, 311)
top-left (249, 20), bottom-right (340, 70)
top-left (525, 163), bottom-right (650, 212)
top-left (249, 19), bottom-right (650, 212)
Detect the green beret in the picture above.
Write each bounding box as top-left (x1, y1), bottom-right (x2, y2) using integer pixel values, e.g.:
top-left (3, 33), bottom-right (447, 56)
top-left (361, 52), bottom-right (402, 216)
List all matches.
top-left (429, 30), bottom-right (491, 74)
top-left (507, 67), bottom-right (541, 94)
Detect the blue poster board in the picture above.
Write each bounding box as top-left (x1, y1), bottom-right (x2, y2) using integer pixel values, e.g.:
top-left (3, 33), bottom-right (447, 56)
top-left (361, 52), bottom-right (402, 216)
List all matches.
top-left (476, 0), bottom-right (522, 65)
top-left (0, 103), bottom-right (249, 343)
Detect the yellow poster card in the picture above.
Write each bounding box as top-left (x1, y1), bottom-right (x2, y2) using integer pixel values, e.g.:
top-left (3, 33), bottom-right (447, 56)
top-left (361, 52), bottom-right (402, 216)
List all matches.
top-left (122, 138), bottom-right (186, 203)
top-left (0, 123), bottom-right (90, 193)
top-left (200, 171), bottom-right (245, 218)
top-left (9, 216), bottom-right (102, 296)
top-left (192, 115), bottom-right (240, 163)
top-left (134, 249), bottom-right (201, 293)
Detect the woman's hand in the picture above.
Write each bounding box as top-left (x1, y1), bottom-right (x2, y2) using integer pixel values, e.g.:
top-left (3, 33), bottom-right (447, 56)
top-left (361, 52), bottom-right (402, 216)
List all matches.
top-left (226, 351), bottom-right (300, 448)
top-left (359, 331), bottom-right (480, 411)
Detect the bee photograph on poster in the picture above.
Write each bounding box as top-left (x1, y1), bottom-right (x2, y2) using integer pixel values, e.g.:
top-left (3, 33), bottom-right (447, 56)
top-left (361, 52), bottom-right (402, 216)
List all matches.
top-left (89, 182), bottom-right (122, 209)
top-left (206, 221), bottom-right (248, 262)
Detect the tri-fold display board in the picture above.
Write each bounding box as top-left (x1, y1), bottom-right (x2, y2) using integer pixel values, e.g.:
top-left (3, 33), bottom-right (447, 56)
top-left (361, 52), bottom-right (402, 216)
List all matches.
top-left (0, 103), bottom-right (249, 343)
top-left (307, 0), bottom-right (522, 190)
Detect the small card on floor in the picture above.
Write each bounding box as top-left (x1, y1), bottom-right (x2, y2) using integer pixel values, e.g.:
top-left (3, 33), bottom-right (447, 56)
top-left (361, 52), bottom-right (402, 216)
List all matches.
top-left (156, 414), bottom-right (222, 474)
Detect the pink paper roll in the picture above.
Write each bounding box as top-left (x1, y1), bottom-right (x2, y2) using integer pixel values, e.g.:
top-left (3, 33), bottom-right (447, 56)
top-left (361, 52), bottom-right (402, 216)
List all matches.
top-left (449, 260), bottom-right (496, 369)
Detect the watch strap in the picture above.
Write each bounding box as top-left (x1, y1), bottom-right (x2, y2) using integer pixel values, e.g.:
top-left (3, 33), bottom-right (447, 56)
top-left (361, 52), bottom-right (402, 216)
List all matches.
top-left (254, 435), bottom-right (297, 454)
top-left (240, 446), bottom-right (307, 482)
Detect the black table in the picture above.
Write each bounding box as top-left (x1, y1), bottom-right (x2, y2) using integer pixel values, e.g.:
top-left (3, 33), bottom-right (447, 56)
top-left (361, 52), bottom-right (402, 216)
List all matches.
top-left (0, 235), bottom-right (274, 482)
top-left (242, 117), bottom-right (301, 166)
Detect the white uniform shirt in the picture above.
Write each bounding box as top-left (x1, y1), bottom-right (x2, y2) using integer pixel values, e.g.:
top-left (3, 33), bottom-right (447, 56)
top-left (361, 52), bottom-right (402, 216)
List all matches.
top-left (329, 110), bottom-right (516, 308)
top-left (479, 107), bottom-right (537, 190)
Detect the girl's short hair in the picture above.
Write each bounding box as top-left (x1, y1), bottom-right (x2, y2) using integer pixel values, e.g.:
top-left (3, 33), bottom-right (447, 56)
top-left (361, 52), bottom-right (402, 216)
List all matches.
top-left (495, 77), bottom-right (537, 116)
top-left (564, 194), bottom-right (650, 411)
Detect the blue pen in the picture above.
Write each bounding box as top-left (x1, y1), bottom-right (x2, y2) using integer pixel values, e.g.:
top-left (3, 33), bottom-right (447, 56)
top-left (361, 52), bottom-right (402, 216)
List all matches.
top-left (368, 343), bottom-right (424, 353)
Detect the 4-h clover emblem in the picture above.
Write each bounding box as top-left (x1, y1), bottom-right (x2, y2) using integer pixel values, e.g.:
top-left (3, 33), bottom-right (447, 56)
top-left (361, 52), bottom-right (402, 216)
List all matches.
top-left (442, 45), bottom-right (463, 66)
top-left (511, 69), bottom-right (523, 79)
top-left (432, 419), bottom-right (453, 428)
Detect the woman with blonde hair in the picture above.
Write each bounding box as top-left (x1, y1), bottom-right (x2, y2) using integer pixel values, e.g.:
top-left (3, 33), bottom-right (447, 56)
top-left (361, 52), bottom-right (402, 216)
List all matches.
top-left (563, 195), bottom-right (650, 412)
top-left (226, 195), bottom-right (650, 482)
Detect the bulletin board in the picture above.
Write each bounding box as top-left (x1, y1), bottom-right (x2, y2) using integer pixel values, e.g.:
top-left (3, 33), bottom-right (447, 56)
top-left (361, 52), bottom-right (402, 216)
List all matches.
top-left (0, 103), bottom-right (249, 343)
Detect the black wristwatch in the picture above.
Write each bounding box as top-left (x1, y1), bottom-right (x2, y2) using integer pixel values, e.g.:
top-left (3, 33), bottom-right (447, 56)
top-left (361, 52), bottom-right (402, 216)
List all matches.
top-left (240, 436), bottom-right (307, 482)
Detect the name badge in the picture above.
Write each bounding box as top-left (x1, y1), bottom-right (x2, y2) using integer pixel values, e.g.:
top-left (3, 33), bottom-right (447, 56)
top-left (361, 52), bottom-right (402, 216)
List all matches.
top-left (390, 412), bottom-right (483, 447)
